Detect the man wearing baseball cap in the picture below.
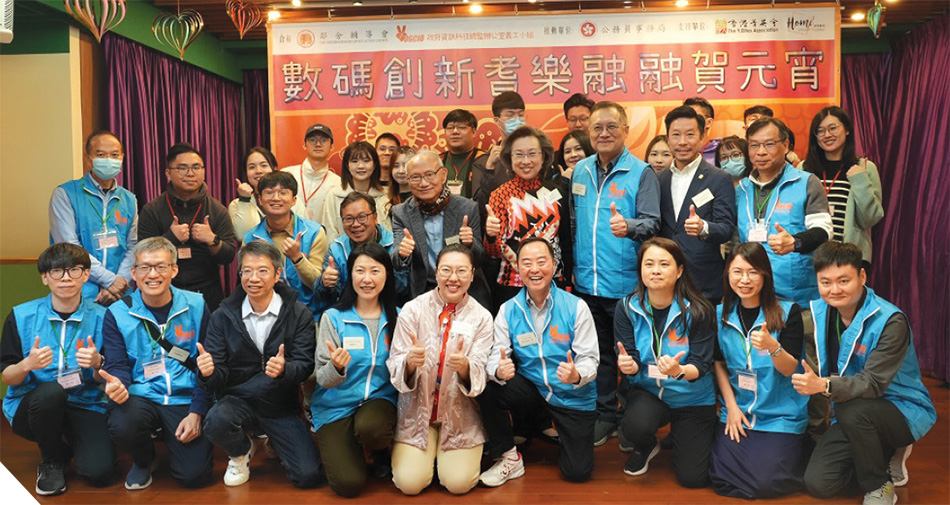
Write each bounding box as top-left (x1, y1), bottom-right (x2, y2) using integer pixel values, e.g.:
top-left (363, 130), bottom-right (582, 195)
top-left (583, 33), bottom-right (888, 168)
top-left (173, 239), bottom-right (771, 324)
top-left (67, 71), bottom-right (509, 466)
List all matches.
top-left (281, 123), bottom-right (342, 225)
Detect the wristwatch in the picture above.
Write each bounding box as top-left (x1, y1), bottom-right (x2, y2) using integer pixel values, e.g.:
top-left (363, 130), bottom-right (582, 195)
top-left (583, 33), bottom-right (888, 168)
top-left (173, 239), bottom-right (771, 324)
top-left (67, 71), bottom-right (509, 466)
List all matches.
top-left (209, 235), bottom-right (221, 247)
top-left (821, 378), bottom-right (832, 397)
top-left (769, 344), bottom-right (783, 357)
top-left (673, 371), bottom-right (686, 381)
top-left (793, 236), bottom-right (803, 252)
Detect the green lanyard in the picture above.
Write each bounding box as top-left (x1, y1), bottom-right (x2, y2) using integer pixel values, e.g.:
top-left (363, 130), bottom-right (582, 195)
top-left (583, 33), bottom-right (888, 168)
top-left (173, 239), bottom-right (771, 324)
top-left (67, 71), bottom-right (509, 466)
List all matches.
top-left (142, 318), bottom-right (174, 357)
top-left (835, 313), bottom-right (844, 345)
top-left (50, 320), bottom-right (83, 368)
top-left (82, 182), bottom-right (121, 230)
top-left (646, 305), bottom-right (663, 357)
top-left (736, 306), bottom-right (754, 363)
top-left (755, 186), bottom-right (776, 219)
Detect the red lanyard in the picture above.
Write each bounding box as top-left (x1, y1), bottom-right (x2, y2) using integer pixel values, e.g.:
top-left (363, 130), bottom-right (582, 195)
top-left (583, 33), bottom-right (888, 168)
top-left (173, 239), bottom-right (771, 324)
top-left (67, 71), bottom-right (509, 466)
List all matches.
top-left (165, 194), bottom-right (203, 228)
top-left (822, 169), bottom-right (844, 195)
top-left (300, 164), bottom-right (328, 205)
top-left (430, 303), bottom-right (456, 423)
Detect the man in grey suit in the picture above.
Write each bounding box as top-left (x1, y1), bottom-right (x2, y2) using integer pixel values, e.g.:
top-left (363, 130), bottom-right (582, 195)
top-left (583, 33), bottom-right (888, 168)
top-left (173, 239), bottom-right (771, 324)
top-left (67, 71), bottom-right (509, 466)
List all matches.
top-left (658, 105), bottom-right (736, 303)
top-left (391, 150), bottom-right (492, 309)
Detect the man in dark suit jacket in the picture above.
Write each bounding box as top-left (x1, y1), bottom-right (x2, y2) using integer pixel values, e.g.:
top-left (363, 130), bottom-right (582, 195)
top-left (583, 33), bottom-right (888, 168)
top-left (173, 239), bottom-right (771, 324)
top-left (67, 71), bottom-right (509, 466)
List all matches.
top-left (391, 150), bottom-right (491, 309)
top-left (658, 106), bottom-right (736, 302)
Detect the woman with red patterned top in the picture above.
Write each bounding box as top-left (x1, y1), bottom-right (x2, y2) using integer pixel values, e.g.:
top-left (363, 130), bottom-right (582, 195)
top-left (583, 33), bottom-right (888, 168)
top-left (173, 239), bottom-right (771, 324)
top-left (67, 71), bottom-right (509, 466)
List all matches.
top-left (484, 126), bottom-right (574, 309)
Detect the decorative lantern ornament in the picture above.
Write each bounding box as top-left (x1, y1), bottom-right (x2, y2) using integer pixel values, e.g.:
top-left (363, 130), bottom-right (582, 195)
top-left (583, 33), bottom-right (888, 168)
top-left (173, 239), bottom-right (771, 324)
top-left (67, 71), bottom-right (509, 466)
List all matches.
top-left (868, 0), bottom-right (886, 39)
top-left (226, 0), bottom-right (264, 40)
top-left (64, 0), bottom-right (127, 43)
top-left (152, 3), bottom-right (204, 61)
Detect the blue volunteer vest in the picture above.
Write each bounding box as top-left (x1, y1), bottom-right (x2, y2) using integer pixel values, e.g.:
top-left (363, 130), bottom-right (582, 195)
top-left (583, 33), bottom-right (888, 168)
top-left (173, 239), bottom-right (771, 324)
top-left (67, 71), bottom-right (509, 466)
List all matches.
top-left (314, 225), bottom-right (405, 310)
top-left (504, 287), bottom-right (596, 411)
top-left (107, 286), bottom-right (205, 406)
top-left (716, 300), bottom-right (807, 434)
top-left (245, 213), bottom-right (325, 319)
top-left (56, 173), bottom-right (137, 299)
top-left (3, 296), bottom-right (107, 423)
top-left (736, 165), bottom-right (818, 306)
top-left (620, 294), bottom-right (715, 409)
top-left (811, 288), bottom-right (936, 441)
top-left (572, 148), bottom-right (650, 299)
top-left (310, 306), bottom-right (397, 431)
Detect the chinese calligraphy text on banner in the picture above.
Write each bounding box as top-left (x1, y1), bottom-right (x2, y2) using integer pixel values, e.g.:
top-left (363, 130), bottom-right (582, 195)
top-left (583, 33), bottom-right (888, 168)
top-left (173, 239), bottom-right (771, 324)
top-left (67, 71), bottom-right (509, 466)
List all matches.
top-left (269, 6), bottom-right (839, 169)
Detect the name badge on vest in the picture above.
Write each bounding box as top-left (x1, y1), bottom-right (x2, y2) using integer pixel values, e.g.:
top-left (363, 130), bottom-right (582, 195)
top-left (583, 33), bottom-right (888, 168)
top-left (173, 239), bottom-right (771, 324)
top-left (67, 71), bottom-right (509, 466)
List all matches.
top-left (516, 332), bottom-right (538, 347)
top-left (143, 357), bottom-right (167, 379)
top-left (748, 219), bottom-right (768, 243)
top-left (450, 321), bottom-right (475, 339)
top-left (692, 188), bottom-right (714, 209)
top-left (447, 180), bottom-right (463, 196)
top-left (545, 188), bottom-right (563, 204)
top-left (167, 345), bottom-right (190, 363)
top-left (571, 183), bottom-right (586, 197)
top-left (57, 369), bottom-right (82, 389)
top-left (648, 364), bottom-right (669, 381)
top-left (445, 235), bottom-right (461, 246)
top-left (737, 369), bottom-right (758, 391)
top-left (343, 337), bottom-right (364, 351)
top-left (93, 229), bottom-right (119, 250)
top-left (177, 247), bottom-right (192, 260)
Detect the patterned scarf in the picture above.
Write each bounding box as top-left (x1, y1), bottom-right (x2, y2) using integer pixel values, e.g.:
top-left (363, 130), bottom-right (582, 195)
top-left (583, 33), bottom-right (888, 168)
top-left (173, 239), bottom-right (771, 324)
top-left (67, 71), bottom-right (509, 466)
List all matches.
top-left (416, 187), bottom-right (452, 217)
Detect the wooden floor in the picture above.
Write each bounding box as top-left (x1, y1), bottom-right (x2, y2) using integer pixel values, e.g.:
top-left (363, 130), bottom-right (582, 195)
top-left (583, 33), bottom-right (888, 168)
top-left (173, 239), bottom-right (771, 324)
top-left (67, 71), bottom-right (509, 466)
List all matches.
top-left (2, 377), bottom-right (947, 505)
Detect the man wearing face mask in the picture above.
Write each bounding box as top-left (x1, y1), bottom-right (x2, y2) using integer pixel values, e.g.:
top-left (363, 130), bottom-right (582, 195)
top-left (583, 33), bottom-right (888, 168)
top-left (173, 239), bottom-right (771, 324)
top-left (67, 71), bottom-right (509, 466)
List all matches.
top-left (50, 131), bottom-right (138, 306)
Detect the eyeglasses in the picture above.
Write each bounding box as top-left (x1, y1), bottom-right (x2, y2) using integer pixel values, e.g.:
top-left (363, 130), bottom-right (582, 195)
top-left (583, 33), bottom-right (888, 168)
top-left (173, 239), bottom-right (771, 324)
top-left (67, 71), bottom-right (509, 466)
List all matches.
top-left (729, 269), bottom-right (762, 281)
top-left (566, 115), bottom-right (590, 125)
top-left (260, 188), bottom-right (294, 199)
top-left (342, 212), bottom-right (375, 226)
top-left (408, 167), bottom-right (444, 185)
top-left (512, 151), bottom-right (542, 161)
top-left (445, 124), bottom-right (472, 132)
top-left (306, 136), bottom-right (331, 146)
top-left (815, 124), bottom-right (842, 138)
top-left (721, 153), bottom-right (745, 162)
top-left (591, 123), bottom-right (623, 135)
top-left (133, 263), bottom-right (174, 275)
top-left (46, 266), bottom-right (86, 280)
top-left (437, 266), bottom-right (472, 278)
top-left (748, 140), bottom-right (783, 152)
top-left (239, 268), bottom-right (275, 279)
top-left (170, 164), bottom-right (205, 174)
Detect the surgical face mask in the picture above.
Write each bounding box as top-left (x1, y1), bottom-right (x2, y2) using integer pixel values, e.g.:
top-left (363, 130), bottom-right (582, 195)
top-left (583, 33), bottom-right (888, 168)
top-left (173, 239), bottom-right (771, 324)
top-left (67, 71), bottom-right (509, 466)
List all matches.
top-left (721, 158), bottom-right (746, 178)
top-left (503, 117), bottom-right (526, 135)
top-left (92, 157), bottom-right (123, 180)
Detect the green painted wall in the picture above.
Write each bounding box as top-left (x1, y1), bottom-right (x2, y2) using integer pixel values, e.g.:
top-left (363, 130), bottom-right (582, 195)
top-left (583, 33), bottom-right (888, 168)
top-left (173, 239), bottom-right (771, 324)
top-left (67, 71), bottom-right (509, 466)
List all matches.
top-left (0, 18), bottom-right (71, 55)
top-left (0, 263), bottom-right (48, 397)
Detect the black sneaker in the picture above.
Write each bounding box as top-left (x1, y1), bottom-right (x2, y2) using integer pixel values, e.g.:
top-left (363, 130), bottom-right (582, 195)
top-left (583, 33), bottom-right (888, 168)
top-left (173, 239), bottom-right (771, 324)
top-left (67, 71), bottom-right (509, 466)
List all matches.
top-left (370, 450), bottom-right (392, 480)
top-left (623, 442), bottom-right (660, 476)
top-left (36, 461), bottom-right (66, 496)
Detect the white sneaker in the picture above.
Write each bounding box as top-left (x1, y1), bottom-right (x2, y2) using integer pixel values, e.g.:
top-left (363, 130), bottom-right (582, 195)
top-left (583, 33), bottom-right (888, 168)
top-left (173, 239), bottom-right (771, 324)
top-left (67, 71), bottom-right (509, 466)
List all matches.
top-left (889, 444), bottom-right (912, 487)
top-left (224, 438), bottom-right (256, 487)
top-left (479, 451), bottom-right (525, 487)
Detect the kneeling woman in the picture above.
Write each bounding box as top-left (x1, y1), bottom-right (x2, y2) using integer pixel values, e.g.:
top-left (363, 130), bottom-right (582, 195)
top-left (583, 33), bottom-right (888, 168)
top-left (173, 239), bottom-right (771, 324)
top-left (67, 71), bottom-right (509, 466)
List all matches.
top-left (613, 238), bottom-right (717, 488)
top-left (709, 242), bottom-right (807, 499)
top-left (386, 244), bottom-right (493, 495)
top-left (312, 242), bottom-right (399, 498)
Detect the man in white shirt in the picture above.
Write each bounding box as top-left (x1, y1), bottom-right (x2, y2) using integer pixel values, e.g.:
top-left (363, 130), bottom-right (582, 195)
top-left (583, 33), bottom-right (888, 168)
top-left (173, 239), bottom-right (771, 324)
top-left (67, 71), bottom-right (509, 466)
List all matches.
top-left (281, 124), bottom-right (342, 225)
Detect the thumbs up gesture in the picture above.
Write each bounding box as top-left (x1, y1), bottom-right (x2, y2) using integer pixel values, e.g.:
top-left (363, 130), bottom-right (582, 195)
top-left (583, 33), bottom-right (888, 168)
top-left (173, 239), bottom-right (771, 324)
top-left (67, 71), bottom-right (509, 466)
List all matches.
top-left (405, 331), bottom-right (426, 374)
top-left (792, 360), bottom-right (826, 396)
top-left (98, 369), bottom-right (129, 404)
top-left (196, 342), bottom-right (214, 377)
top-left (684, 204), bottom-right (705, 237)
top-left (24, 336), bottom-right (53, 371)
top-left (609, 202), bottom-right (628, 238)
top-left (750, 322), bottom-right (778, 353)
top-left (170, 216), bottom-right (190, 243)
top-left (191, 215), bottom-right (216, 246)
top-left (265, 344), bottom-right (286, 378)
top-left (447, 339), bottom-right (470, 378)
top-left (322, 255), bottom-right (340, 288)
top-left (617, 342), bottom-right (638, 375)
top-left (846, 158), bottom-right (868, 177)
top-left (556, 350), bottom-right (580, 384)
top-left (326, 340), bottom-right (351, 374)
top-left (398, 229), bottom-right (416, 259)
top-left (236, 178), bottom-right (254, 198)
top-left (485, 205), bottom-right (502, 238)
top-left (656, 350), bottom-right (687, 377)
top-left (281, 231), bottom-right (305, 263)
top-left (76, 336), bottom-right (102, 369)
top-left (459, 215), bottom-right (474, 246)
top-left (496, 347), bottom-right (516, 381)
top-left (768, 223), bottom-right (795, 255)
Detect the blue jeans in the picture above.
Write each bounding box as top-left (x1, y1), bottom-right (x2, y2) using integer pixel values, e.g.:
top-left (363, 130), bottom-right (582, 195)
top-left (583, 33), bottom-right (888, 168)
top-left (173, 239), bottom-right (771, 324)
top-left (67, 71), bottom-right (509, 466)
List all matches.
top-left (203, 395), bottom-right (322, 488)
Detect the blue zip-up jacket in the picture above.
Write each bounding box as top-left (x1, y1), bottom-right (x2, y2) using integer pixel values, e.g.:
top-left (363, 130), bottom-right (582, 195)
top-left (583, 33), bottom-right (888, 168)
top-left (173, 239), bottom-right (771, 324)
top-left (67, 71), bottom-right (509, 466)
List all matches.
top-left (311, 306), bottom-right (398, 431)
top-left (3, 296), bottom-right (108, 423)
top-left (617, 294), bottom-right (715, 409)
top-left (736, 165), bottom-right (818, 306)
top-left (811, 288), bottom-right (936, 441)
top-left (571, 148), bottom-right (660, 299)
top-left (503, 287), bottom-right (597, 411)
top-left (53, 173), bottom-right (137, 299)
top-left (315, 225), bottom-right (408, 305)
top-left (716, 300), bottom-right (807, 434)
top-left (245, 213), bottom-right (325, 319)
top-left (102, 286), bottom-right (210, 414)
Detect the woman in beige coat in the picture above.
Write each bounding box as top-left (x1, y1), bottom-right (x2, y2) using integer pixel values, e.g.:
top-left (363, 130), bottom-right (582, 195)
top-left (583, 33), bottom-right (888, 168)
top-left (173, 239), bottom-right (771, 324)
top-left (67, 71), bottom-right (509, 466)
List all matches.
top-left (386, 244), bottom-right (493, 495)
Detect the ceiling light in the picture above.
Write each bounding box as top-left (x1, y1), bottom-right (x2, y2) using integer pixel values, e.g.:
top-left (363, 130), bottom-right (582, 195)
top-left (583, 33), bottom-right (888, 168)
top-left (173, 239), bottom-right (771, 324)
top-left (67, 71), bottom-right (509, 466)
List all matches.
top-left (529, 0), bottom-right (537, 3)
top-left (267, 9), bottom-right (281, 21)
top-left (851, 12), bottom-right (865, 21)
top-left (353, 0), bottom-right (363, 5)
top-left (675, 0), bottom-right (688, 7)
top-left (291, 0), bottom-right (302, 6)
top-left (470, 4), bottom-right (483, 13)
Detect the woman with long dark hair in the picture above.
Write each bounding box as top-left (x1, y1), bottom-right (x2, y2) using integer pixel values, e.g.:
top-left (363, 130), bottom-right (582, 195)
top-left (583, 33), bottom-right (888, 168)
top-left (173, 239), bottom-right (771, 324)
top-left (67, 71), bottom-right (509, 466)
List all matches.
top-left (311, 242), bottom-right (399, 498)
top-left (229, 147), bottom-right (305, 238)
top-left (387, 145), bottom-right (415, 212)
top-left (322, 141), bottom-right (392, 241)
top-left (554, 130), bottom-right (595, 180)
top-left (709, 242), bottom-right (807, 499)
top-left (801, 106), bottom-right (884, 270)
top-left (612, 238), bottom-right (717, 487)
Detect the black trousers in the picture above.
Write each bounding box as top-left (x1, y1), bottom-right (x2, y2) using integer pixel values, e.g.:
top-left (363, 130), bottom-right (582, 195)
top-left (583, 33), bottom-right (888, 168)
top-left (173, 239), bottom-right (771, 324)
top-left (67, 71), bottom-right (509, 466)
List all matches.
top-left (577, 293), bottom-right (621, 423)
top-left (11, 382), bottom-right (115, 486)
top-left (621, 387), bottom-right (716, 488)
top-left (107, 395), bottom-right (213, 488)
top-left (804, 397), bottom-right (915, 497)
top-left (478, 375), bottom-right (597, 482)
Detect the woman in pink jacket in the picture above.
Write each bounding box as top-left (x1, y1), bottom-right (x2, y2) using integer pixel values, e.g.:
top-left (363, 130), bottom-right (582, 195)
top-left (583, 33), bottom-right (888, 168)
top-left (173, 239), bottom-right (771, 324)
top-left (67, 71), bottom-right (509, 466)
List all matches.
top-left (386, 244), bottom-right (494, 495)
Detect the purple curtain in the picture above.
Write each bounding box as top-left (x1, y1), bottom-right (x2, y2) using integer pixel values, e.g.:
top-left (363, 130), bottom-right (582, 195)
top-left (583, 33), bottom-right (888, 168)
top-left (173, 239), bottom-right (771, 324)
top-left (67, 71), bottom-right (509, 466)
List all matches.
top-left (243, 69), bottom-right (271, 152)
top-left (104, 33), bottom-right (243, 294)
top-left (842, 14), bottom-right (950, 381)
